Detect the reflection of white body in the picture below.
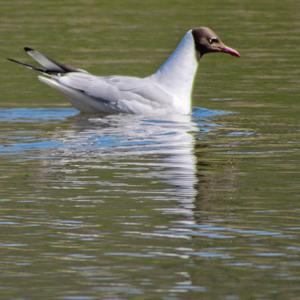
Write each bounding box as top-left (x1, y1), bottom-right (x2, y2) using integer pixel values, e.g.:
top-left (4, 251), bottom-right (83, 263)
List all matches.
top-left (50, 114), bottom-right (198, 208)
top-left (39, 31), bottom-right (198, 115)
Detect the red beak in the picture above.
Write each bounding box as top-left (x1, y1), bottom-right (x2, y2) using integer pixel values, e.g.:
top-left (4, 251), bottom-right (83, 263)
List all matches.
top-left (221, 46), bottom-right (240, 57)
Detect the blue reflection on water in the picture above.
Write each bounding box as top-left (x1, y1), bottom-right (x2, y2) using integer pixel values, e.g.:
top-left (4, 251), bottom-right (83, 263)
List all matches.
top-left (0, 107), bottom-right (229, 154)
top-left (0, 140), bottom-right (62, 153)
top-left (0, 107), bottom-right (228, 123)
top-left (0, 108), bottom-right (78, 122)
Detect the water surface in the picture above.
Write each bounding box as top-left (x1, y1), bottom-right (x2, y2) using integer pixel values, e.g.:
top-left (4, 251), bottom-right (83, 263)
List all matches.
top-left (1, 0), bottom-right (300, 299)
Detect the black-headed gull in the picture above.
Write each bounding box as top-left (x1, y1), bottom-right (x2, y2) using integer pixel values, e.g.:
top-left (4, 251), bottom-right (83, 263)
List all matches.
top-left (8, 27), bottom-right (240, 115)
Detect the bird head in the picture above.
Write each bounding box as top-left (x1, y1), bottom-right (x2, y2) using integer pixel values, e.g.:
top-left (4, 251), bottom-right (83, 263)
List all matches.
top-left (192, 27), bottom-right (240, 58)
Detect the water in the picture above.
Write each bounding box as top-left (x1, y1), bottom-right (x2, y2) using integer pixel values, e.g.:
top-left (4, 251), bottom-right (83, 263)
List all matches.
top-left (1, 0), bottom-right (300, 299)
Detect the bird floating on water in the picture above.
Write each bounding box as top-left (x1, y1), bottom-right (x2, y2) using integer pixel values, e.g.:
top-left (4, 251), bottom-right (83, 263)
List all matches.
top-left (8, 27), bottom-right (240, 115)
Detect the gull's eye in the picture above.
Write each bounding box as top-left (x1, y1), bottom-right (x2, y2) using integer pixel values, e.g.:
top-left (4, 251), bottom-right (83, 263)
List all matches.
top-left (208, 37), bottom-right (219, 44)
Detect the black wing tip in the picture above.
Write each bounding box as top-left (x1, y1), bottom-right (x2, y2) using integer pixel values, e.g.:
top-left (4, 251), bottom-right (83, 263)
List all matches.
top-left (7, 57), bottom-right (18, 63)
top-left (24, 47), bottom-right (33, 52)
top-left (6, 57), bottom-right (47, 72)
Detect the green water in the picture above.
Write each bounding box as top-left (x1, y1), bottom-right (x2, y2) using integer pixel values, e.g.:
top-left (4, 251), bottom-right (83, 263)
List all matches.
top-left (1, 0), bottom-right (300, 299)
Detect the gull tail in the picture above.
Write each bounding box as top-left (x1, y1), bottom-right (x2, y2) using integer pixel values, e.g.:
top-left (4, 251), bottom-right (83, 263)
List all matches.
top-left (7, 47), bottom-right (79, 74)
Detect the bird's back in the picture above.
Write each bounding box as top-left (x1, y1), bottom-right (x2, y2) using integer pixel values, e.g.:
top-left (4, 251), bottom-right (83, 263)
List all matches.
top-left (55, 72), bottom-right (177, 114)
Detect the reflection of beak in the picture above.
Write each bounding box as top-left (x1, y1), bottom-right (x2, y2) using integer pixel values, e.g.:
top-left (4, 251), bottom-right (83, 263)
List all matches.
top-left (220, 45), bottom-right (240, 57)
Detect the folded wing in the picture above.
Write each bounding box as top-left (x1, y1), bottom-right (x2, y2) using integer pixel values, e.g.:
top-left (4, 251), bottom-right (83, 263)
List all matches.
top-left (54, 72), bottom-right (175, 113)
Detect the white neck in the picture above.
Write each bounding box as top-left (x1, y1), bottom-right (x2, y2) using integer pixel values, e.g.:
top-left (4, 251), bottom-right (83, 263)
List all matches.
top-left (152, 30), bottom-right (199, 113)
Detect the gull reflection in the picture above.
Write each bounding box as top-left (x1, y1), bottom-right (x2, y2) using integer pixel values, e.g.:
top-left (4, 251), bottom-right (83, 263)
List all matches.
top-left (47, 112), bottom-right (198, 210)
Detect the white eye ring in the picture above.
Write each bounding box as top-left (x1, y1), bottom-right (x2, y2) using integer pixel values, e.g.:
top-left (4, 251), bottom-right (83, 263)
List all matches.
top-left (208, 37), bottom-right (219, 44)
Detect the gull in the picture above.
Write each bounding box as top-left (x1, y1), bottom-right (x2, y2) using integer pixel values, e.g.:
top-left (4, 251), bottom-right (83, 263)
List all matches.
top-left (8, 27), bottom-right (240, 115)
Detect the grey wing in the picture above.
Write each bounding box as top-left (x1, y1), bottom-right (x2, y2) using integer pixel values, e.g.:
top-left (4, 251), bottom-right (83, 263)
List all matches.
top-left (58, 73), bottom-right (174, 113)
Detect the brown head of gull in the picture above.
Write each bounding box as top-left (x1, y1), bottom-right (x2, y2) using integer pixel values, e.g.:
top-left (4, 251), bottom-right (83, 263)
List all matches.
top-left (192, 27), bottom-right (240, 57)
